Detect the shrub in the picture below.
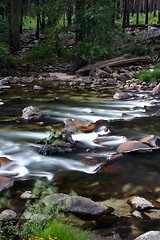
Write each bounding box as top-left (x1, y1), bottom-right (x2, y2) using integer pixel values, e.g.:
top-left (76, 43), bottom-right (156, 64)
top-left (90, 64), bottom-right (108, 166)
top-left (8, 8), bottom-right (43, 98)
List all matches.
top-left (136, 69), bottom-right (160, 82)
top-left (0, 42), bottom-right (13, 68)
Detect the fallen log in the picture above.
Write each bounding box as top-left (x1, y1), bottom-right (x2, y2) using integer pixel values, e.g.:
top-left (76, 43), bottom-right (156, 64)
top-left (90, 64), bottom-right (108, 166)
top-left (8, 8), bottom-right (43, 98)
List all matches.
top-left (76, 56), bottom-right (151, 76)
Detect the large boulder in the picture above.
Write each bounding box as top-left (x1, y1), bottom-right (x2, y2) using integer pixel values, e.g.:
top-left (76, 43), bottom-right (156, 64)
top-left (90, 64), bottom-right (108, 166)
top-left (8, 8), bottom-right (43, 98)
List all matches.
top-left (43, 193), bottom-right (113, 219)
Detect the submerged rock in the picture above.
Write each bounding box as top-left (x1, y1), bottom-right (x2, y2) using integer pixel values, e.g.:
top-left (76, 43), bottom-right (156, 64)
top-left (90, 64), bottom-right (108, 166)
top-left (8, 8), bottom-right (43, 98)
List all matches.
top-left (127, 196), bottom-right (160, 210)
top-left (21, 106), bottom-right (45, 121)
top-left (134, 231), bottom-right (160, 240)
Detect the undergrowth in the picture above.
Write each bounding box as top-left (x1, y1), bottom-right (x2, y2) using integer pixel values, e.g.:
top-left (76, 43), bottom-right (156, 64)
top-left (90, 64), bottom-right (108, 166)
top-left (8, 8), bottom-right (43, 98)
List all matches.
top-left (136, 68), bottom-right (160, 82)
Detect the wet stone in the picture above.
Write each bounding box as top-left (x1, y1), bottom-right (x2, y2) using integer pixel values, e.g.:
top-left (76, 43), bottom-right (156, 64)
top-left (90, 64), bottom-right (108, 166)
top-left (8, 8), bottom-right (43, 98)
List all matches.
top-left (151, 83), bottom-right (160, 96)
top-left (116, 140), bottom-right (152, 153)
top-left (43, 194), bottom-right (113, 219)
top-left (113, 92), bottom-right (134, 100)
top-left (139, 134), bottom-right (160, 148)
top-left (127, 196), bottom-right (160, 210)
top-left (134, 231), bottom-right (160, 240)
top-left (0, 209), bottom-right (17, 220)
top-left (20, 191), bottom-right (33, 199)
top-left (21, 106), bottom-right (45, 121)
top-left (0, 157), bottom-right (12, 166)
top-left (66, 196), bottom-right (113, 219)
top-left (0, 176), bottom-right (14, 192)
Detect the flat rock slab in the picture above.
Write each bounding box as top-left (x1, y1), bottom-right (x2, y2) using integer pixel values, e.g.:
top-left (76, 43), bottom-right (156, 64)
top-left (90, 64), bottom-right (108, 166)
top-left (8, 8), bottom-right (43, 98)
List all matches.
top-left (134, 231), bottom-right (160, 240)
top-left (116, 140), bottom-right (153, 153)
top-left (0, 176), bottom-right (14, 192)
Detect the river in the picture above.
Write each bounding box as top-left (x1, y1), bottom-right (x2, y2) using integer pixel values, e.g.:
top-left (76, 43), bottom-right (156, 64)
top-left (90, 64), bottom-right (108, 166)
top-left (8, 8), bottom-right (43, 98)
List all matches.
top-left (0, 79), bottom-right (160, 239)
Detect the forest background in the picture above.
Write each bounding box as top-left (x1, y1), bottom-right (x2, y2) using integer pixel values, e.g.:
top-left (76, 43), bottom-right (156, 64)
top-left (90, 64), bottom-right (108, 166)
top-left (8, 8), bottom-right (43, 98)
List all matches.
top-left (0, 0), bottom-right (160, 75)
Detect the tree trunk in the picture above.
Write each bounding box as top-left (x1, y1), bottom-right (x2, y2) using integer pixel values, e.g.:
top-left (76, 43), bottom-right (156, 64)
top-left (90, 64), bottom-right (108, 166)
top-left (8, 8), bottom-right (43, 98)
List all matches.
top-left (154, 0), bottom-right (157, 17)
top-left (7, 0), bottom-right (21, 52)
top-left (36, 0), bottom-right (40, 40)
top-left (67, 2), bottom-right (72, 31)
top-left (73, 0), bottom-right (85, 70)
top-left (123, 0), bottom-right (128, 28)
top-left (135, 0), bottom-right (141, 24)
top-left (145, 0), bottom-right (149, 24)
top-left (157, 0), bottom-right (160, 23)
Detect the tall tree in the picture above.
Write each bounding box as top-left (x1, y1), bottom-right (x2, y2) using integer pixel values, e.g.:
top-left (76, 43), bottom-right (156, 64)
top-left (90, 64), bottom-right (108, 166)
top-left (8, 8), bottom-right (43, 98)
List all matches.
top-left (7, 0), bottom-right (21, 52)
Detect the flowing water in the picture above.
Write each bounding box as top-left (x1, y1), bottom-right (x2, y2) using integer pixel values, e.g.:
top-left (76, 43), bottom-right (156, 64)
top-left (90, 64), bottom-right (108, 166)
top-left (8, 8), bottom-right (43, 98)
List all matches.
top-left (0, 79), bottom-right (160, 239)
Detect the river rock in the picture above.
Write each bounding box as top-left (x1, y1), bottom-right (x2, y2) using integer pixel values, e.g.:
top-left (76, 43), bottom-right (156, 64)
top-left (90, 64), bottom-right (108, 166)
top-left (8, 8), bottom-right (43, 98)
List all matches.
top-left (113, 92), bottom-right (133, 100)
top-left (64, 118), bottom-right (95, 132)
top-left (91, 233), bottom-right (122, 240)
top-left (20, 191), bottom-right (33, 199)
top-left (43, 193), bottom-right (113, 219)
top-left (151, 83), bottom-right (160, 96)
top-left (0, 209), bottom-right (17, 220)
top-left (43, 193), bottom-right (68, 206)
top-left (66, 196), bottom-right (113, 218)
top-left (127, 196), bottom-right (160, 210)
top-left (0, 157), bottom-right (12, 166)
top-left (97, 69), bottom-right (110, 78)
top-left (139, 135), bottom-right (160, 148)
top-left (134, 231), bottom-right (160, 240)
top-left (21, 106), bottom-right (45, 121)
top-left (0, 176), bottom-right (14, 192)
top-left (116, 140), bottom-right (151, 153)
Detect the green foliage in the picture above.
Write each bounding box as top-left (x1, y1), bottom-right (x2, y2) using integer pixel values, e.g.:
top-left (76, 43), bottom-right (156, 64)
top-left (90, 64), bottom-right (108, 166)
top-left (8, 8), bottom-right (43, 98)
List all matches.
top-left (33, 219), bottom-right (90, 240)
top-left (0, 16), bottom-right (7, 34)
top-left (0, 220), bottom-right (17, 240)
top-left (23, 39), bottom-right (56, 63)
top-left (122, 40), bottom-right (152, 57)
top-left (136, 68), bottom-right (160, 82)
top-left (0, 41), bottom-right (14, 69)
top-left (20, 179), bottom-right (87, 240)
top-left (74, 0), bottom-right (116, 63)
top-left (24, 26), bottom-right (73, 64)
